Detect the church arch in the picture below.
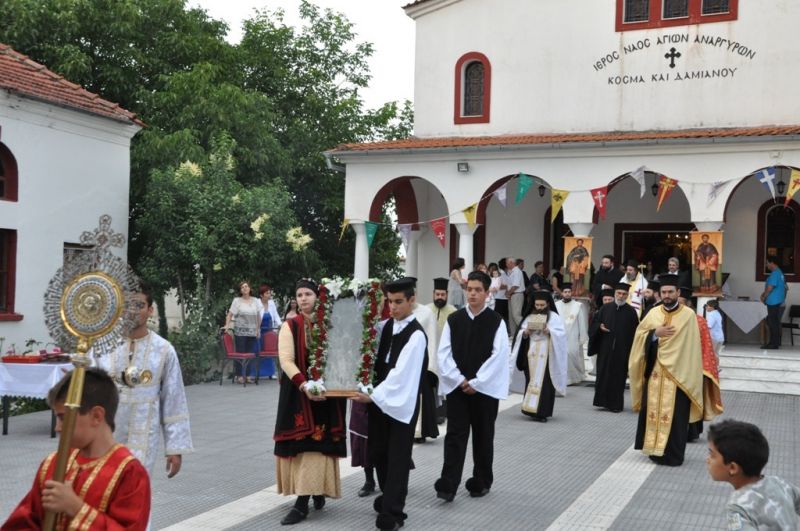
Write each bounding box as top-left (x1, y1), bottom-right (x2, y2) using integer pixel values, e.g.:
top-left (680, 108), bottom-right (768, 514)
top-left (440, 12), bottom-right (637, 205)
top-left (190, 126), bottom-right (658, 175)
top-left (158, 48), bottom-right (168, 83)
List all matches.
top-left (0, 142), bottom-right (19, 202)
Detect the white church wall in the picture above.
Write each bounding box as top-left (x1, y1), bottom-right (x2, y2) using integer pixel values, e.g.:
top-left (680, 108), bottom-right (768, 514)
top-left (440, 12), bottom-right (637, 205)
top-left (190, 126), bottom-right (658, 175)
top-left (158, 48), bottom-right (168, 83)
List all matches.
top-left (0, 96), bottom-right (137, 352)
top-left (411, 178), bottom-right (450, 305)
top-left (411, 0), bottom-right (800, 137)
top-left (484, 178), bottom-right (548, 273)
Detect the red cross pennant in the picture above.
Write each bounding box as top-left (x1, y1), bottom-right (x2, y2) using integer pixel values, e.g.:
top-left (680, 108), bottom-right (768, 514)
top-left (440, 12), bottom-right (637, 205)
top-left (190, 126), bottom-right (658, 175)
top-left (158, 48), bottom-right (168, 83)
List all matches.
top-left (656, 176), bottom-right (678, 212)
top-left (430, 217), bottom-right (447, 248)
top-left (591, 186), bottom-right (608, 220)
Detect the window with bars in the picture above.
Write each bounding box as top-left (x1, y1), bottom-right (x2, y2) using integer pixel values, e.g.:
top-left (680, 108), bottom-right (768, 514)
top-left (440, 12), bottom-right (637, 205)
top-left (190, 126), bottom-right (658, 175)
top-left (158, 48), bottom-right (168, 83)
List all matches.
top-left (463, 62), bottom-right (484, 117)
top-left (624, 0), bottom-right (649, 22)
top-left (702, 0), bottom-right (729, 14)
top-left (663, 0), bottom-right (689, 18)
top-left (0, 143), bottom-right (17, 202)
top-left (617, 0), bottom-right (737, 31)
top-left (454, 52), bottom-right (491, 124)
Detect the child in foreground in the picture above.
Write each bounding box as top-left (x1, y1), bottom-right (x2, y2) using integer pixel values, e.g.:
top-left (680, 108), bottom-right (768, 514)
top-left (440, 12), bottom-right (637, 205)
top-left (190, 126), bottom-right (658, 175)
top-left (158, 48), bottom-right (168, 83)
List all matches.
top-left (2, 368), bottom-right (151, 530)
top-left (707, 419), bottom-right (800, 530)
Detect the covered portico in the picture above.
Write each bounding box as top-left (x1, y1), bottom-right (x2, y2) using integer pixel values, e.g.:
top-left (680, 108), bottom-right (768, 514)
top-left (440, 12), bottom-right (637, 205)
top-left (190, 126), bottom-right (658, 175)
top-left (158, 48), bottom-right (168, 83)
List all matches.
top-left (330, 126), bottom-right (800, 312)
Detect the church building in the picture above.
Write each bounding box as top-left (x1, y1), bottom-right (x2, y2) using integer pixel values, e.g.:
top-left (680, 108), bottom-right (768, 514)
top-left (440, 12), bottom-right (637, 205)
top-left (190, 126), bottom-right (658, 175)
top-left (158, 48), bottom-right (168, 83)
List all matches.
top-left (328, 0), bottom-right (799, 348)
top-left (0, 44), bottom-right (141, 352)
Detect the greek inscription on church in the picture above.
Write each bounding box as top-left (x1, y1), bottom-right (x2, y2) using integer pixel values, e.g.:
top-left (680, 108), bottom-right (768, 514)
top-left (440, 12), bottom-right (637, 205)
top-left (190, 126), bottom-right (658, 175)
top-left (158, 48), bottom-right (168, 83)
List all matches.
top-left (592, 33), bottom-right (757, 84)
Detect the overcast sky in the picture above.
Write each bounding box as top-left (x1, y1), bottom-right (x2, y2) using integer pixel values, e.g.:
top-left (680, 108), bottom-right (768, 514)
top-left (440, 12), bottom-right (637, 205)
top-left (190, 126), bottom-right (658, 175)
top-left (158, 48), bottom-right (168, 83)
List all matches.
top-left (190, 0), bottom-right (415, 110)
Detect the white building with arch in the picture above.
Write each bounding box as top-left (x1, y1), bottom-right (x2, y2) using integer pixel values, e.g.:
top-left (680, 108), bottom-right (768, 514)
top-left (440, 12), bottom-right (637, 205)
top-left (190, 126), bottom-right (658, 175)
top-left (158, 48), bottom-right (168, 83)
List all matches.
top-left (0, 44), bottom-right (141, 352)
top-left (328, 0), bottom-right (800, 339)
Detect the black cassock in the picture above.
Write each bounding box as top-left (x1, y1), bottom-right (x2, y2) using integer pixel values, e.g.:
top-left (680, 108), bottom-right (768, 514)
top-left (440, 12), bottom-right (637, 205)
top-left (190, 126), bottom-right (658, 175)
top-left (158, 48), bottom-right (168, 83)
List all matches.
top-left (515, 335), bottom-right (555, 419)
top-left (589, 302), bottom-right (639, 411)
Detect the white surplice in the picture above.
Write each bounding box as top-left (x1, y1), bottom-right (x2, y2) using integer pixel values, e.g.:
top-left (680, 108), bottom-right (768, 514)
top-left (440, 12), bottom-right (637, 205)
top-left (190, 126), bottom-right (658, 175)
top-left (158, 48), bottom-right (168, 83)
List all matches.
top-left (511, 312), bottom-right (568, 409)
top-left (371, 315), bottom-right (427, 424)
top-left (94, 331), bottom-right (193, 474)
top-left (555, 299), bottom-right (589, 385)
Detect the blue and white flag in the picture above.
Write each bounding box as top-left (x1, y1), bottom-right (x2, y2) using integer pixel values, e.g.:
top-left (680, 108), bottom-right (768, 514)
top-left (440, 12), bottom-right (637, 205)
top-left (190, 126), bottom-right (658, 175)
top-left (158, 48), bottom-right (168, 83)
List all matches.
top-left (756, 167), bottom-right (777, 200)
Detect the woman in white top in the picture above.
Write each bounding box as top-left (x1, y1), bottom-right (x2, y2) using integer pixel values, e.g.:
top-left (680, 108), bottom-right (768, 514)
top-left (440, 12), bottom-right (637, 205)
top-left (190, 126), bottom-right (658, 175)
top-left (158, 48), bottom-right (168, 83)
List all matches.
top-left (225, 281), bottom-right (264, 381)
top-left (448, 257), bottom-right (467, 308)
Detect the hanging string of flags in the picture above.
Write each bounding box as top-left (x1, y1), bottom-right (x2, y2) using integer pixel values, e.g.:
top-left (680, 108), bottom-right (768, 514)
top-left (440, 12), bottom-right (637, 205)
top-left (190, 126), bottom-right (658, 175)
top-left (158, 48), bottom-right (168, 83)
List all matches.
top-left (339, 166), bottom-right (800, 248)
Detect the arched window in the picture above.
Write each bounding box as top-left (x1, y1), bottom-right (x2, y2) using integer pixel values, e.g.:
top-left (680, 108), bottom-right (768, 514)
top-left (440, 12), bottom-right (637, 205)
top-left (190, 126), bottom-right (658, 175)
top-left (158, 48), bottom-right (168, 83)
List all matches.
top-left (0, 142), bottom-right (18, 202)
top-left (454, 52), bottom-right (491, 125)
top-left (756, 199), bottom-right (799, 281)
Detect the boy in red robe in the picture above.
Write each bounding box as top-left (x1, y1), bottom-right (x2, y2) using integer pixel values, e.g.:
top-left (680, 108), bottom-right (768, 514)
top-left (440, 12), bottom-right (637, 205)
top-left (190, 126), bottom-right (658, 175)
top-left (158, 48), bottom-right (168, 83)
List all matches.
top-left (2, 367), bottom-right (151, 530)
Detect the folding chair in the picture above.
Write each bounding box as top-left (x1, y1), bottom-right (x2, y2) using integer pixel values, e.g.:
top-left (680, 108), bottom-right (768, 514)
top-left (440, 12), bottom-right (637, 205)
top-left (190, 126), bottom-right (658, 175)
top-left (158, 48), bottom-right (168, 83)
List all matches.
top-left (219, 332), bottom-right (257, 387)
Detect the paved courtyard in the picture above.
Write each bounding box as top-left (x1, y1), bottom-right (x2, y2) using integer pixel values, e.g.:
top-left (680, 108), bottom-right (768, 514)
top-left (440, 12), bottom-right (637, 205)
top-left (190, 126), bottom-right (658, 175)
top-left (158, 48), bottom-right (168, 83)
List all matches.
top-left (2, 379), bottom-right (798, 530)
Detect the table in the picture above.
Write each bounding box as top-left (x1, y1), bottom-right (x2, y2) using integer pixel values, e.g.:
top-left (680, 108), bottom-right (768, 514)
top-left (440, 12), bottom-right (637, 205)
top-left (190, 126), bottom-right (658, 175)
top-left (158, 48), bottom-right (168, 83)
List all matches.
top-left (0, 361), bottom-right (73, 437)
top-left (719, 300), bottom-right (768, 345)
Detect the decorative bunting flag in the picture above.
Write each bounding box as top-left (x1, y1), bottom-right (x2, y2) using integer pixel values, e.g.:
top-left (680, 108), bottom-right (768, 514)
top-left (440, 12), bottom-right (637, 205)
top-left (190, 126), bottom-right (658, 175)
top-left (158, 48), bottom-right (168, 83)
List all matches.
top-left (551, 189), bottom-right (569, 221)
top-left (785, 168), bottom-right (800, 206)
top-left (756, 167), bottom-right (777, 200)
top-left (493, 183), bottom-right (508, 207)
top-left (590, 186), bottom-right (608, 220)
top-left (365, 221), bottom-right (379, 248)
top-left (656, 176), bottom-right (678, 211)
top-left (397, 223), bottom-right (412, 250)
top-left (338, 219), bottom-right (350, 243)
top-left (707, 181), bottom-right (728, 206)
top-left (463, 203), bottom-right (478, 230)
top-left (430, 217), bottom-right (447, 248)
top-left (516, 173), bottom-right (534, 204)
top-left (630, 166), bottom-right (647, 198)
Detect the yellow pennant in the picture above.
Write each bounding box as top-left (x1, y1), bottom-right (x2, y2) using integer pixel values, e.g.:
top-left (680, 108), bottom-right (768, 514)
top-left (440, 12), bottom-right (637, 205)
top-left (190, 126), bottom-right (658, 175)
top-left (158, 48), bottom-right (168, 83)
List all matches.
top-left (338, 218), bottom-right (350, 243)
top-left (551, 190), bottom-right (569, 221)
top-left (463, 203), bottom-right (478, 230)
top-left (785, 169), bottom-right (800, 206)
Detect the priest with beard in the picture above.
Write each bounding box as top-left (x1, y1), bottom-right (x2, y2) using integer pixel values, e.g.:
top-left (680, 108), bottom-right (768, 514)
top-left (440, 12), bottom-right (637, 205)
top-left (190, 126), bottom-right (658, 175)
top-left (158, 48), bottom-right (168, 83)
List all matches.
top-left (641, 279), bottom-right (660, 319)
top-left (590, 283), bottom-right (639, 412)
top-left (591, 254), bottom-right (624, 307)
top-left (629, 276), bottom-right (705, 466)
top-left (555, 284), bottom-right (589, 385)
top-left (512, 291), bottom-right (567, 422)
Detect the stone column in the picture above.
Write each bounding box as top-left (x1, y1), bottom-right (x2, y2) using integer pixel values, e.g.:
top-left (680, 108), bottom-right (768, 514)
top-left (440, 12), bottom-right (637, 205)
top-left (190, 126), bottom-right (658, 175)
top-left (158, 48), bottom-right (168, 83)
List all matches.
top-left (352, 222), bottom-right (369, 280)
top-left (404, 229), bottom-right (422, 278)
top-left (455, 223), bottom-right (477, 272)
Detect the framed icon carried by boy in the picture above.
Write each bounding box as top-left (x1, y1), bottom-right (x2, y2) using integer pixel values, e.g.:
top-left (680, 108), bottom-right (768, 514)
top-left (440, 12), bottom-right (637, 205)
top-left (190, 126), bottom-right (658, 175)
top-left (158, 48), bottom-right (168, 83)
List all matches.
top-left (691, 231), bottom-right (723, 296)
top-left (563, 236), bottom-right (592, 298)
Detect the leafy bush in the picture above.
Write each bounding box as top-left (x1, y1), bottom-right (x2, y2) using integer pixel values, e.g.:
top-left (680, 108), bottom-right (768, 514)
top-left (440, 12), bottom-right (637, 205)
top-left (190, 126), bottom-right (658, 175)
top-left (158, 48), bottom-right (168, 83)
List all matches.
top-left (10, 397), bottom-right (48, 417)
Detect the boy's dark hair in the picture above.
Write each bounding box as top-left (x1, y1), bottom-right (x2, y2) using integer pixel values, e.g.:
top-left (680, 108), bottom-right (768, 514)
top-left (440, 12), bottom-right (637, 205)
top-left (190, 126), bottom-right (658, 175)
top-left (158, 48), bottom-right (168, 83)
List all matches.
top-left (137, 282), bottom-right (154, 307)
top-left (48, 368), bottom-right (119, 432)
top-left (534, 260), bottom-right (544, 268)
top-left (708, 419), bottom-right (769, 477)
top-left (467, 271), bottom-right (491, 290)
top-left (706, 299), bottom-right (720, 310)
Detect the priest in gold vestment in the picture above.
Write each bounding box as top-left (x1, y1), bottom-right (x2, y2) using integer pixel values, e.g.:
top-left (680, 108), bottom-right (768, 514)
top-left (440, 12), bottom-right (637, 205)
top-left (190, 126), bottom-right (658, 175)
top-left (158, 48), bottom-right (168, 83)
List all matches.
top-left (629, 276), bottom-right (704, 466)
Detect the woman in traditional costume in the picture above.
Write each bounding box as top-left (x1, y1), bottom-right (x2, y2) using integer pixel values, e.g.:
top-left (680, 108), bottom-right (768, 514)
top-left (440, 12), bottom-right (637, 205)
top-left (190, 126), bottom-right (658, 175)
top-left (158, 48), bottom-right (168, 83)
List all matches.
top-left (273, 279), bottom-right (347, 525)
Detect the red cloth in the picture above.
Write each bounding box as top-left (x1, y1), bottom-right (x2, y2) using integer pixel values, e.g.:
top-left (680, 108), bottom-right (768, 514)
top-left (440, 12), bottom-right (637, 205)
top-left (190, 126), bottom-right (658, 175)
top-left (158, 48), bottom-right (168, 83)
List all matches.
top-left (2, 444), bottom-right (150, 530)
top-left (696, 315), bottom-right (720, 382)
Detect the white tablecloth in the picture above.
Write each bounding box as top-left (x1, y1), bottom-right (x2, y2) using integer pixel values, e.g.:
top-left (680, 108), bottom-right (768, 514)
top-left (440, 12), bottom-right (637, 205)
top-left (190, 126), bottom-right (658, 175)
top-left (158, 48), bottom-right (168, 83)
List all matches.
top-left (0, 362), bottom-right (73, 399)
top-left (719, 301), bottom-right (768, 334)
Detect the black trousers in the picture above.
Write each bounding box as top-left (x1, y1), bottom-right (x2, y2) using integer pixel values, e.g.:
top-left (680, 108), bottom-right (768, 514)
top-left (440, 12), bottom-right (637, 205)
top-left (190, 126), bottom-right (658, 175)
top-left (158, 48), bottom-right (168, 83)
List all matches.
top-left (766, 304), bottom-right (783, 347)
top-left (439, 389), bottom-right (499, 492)
top-left (494, 299), bottom-right (509, 332)
top-left (369, 404), bottom-right (418, 526)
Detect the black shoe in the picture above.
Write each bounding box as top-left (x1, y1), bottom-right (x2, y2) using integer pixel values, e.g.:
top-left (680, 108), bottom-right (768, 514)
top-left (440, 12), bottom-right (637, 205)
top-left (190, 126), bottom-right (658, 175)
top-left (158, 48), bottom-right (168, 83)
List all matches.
top-left (280, 508), bottom-right (307, 525)
top-left (413, 437), bottom-right (425, 443)
top-left (436, 490), bottom-right (455, 502)
top-left (469, 487), bottom-right (490, 498)
top-left (376, 513), bottom-right (400, 530)
top-left (312, 495), bottom-right (325, 510)
top-left (531, 415), bottom-right (548, 422)
top-left (358, 482), bottom-right (376, 497)
top-left (609, 408), bottom-right (623, 413)
top-left (763, 345), bottom-right (779, 350)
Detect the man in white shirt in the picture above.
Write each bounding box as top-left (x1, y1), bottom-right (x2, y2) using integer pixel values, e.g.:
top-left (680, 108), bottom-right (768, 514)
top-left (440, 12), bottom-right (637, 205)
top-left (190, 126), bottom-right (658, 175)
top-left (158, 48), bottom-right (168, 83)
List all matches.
top-left (434, 271), bottom-right (510, 501)
top-left (506, 256), bottom-right (526, 337)
top-left (352, 278), bottom-right (428, 531)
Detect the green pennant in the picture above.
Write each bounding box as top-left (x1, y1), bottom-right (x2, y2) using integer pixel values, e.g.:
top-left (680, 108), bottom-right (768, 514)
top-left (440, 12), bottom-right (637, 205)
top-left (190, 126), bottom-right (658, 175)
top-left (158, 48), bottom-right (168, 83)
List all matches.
top-left (516, 173), bottom-right (534, 204)
top-left (365, 221), bottom-right (379, 248)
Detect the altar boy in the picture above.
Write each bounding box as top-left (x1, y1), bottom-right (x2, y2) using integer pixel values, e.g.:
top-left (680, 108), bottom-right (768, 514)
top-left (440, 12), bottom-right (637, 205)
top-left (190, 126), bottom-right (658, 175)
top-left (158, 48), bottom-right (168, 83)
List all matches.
top-left (351, 277), bottom-right (428, 531)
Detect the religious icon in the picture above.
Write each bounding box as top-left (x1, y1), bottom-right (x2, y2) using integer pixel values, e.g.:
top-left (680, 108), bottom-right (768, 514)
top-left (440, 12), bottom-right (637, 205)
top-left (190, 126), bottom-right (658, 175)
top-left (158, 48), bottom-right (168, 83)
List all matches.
top-left (563, 236), bottom-right (593, 298)
top-left (691, 231), bottom-right (723, 295)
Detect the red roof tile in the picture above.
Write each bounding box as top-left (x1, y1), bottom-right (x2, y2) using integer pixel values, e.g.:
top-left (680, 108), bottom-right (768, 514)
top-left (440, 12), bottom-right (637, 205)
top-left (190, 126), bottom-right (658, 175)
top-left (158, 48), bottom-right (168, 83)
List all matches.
top-left (0, 43), bottom-right (141, 126)
top-left (332, 125), bottom-right (800, 153)
top-left (402, 0), bottom-right (437, 8)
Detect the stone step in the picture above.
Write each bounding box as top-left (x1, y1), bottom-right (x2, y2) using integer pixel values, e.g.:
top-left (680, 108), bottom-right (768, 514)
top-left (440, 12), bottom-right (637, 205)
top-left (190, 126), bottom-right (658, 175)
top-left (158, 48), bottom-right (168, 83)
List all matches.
top-left (718, 366), bottom-right (800, 383)
top-left (719, 356), bottom-right (800, 372)
top-left (719, 377), bottom-right (800, 396)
